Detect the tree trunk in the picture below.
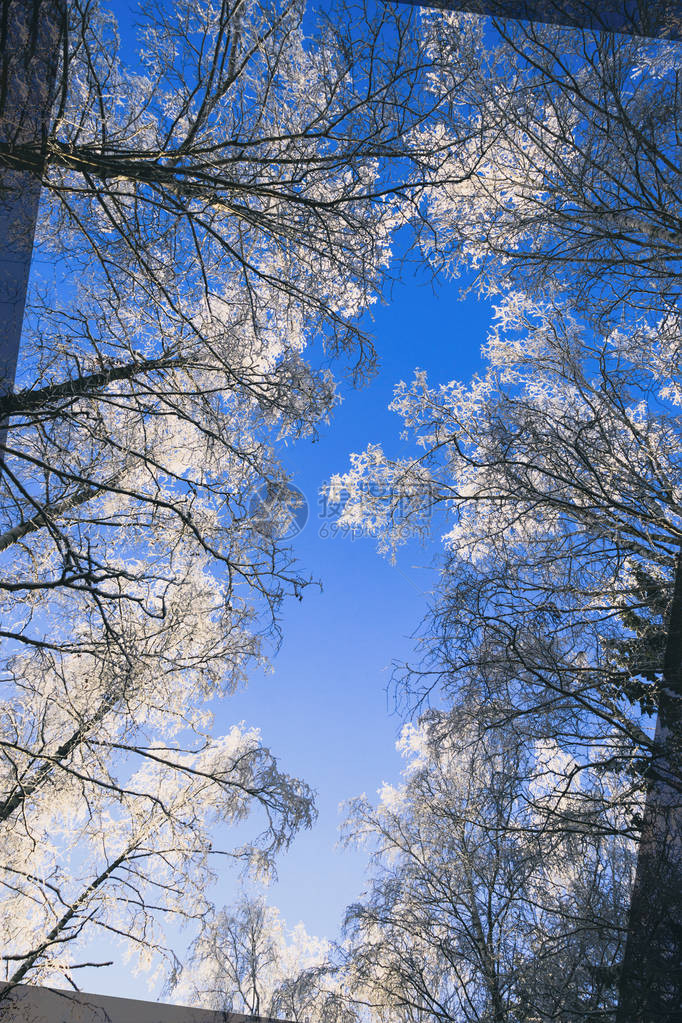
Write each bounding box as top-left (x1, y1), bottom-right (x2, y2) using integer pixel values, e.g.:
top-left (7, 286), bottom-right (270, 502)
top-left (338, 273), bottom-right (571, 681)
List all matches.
top-left (0, 0), bottom-right (62, 457)
top-left (396, 0), bottom-right (682, 40)
top-left (615, 551), bottom-right (682, 1023)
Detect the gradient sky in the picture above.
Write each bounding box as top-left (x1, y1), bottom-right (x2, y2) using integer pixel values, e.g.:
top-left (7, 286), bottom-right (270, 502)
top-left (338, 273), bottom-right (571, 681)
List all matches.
top-left (220, 259), bottom-right (493, 927)
top-left (83, 256), bottom-right (494, 1001)
top-left (55, 0), bottom-right (497, 1002)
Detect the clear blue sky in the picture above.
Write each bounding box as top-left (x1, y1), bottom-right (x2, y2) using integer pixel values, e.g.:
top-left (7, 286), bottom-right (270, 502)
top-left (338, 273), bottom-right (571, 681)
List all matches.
top-left (60, 0), bottom-right (496, 1002)
top-left (219, 262), bottom-right (493, 935)
top-left (84, 260), bottom-right (493, 1001)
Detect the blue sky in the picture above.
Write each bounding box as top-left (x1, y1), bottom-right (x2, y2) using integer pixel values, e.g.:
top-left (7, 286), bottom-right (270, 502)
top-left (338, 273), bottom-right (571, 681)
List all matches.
top-left (219, 260), bottom-right (494, 932)
top-left (81, 251), bottom-right (494, 1000)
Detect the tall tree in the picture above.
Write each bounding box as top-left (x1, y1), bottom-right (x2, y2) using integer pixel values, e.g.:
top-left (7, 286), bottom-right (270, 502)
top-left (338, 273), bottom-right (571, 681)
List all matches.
top-left (405, 9), bottom-right (682, 325)
top-left (337, 710), bottom-right (634, 1023)
top-left (170, 894), bottom-right (335, 1020)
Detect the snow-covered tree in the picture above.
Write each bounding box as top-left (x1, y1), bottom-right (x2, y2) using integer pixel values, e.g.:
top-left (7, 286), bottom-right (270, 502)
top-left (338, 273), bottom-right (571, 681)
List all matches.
top-left (1, 0), bottom-right (456, 649)
top-left (170, 893), bottom-right (354, 1023)
top-left (330, 289), bottom-right (682, 1019)
top-left (410, 7), bottom-right (682, 325)
top-left (332, 291), bottom-right (682, 723)
top-left (339, 710), bottom-right (635, 1023)
top-left (1, 726), bottom-right (316, 989)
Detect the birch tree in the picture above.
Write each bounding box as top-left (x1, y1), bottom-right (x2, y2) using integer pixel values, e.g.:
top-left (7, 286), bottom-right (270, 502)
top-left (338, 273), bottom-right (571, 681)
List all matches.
top-left (332, 288), bottom-right (682, 776)
top-left (170, 894), bottom-right (339, 1020)
top-left (0, 0), bottom-right (449, 647)
top-left (339, 710), bottom-right (634, 1023)
top-left (1, 725), bottom-right (315, 990)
